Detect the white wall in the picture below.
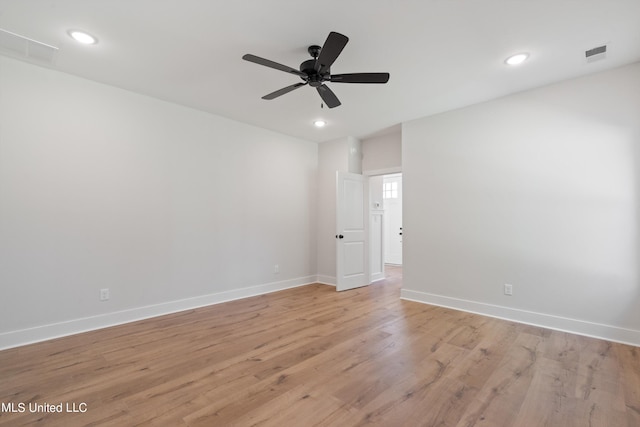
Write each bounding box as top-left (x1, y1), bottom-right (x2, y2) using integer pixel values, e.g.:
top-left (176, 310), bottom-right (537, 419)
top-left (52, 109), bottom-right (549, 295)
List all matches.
top-left (348, 137), bottom-right (363, 175)
top-left (0, 56), bottom-right (318, 349)
top-left (402, 62), bottom-right (640, 346)
top-left (362, 128), bottom-right (402, 173)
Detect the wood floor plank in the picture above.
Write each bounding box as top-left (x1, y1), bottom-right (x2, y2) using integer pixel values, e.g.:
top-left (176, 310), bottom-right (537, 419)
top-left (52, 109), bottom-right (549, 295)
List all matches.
top-left (347, 343), bottom-right (469, 426)
top-left (454, 332), bottom-right (545, 427)
top-left (1, 266), bottom-right (638, 426)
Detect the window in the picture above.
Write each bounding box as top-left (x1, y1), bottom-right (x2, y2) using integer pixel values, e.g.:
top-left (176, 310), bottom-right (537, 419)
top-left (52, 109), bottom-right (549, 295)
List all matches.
top-left (383, 182), bottom-right (398, 199)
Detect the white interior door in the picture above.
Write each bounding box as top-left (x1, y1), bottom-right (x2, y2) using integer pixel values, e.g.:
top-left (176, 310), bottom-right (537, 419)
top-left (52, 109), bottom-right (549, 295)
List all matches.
top-left (336, 172), bottom-right (368, 291)
top-left (383, 174), bottom-right (403, 265)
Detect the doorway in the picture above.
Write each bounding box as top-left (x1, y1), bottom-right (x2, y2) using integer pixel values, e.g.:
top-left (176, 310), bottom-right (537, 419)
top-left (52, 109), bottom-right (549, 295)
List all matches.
top-left (382, 173), bottom-right (403, 266)
top-left (368, 172), bottom-right (402, 284)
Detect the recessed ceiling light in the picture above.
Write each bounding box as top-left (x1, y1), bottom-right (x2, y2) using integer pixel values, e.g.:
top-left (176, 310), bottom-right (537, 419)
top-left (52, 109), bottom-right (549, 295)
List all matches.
top-left (68, 30), bottom-right (98, 45)
top-left (314, 120), bottom-right (326, 128)
top-left (505, 53), bottom-right (529, 66)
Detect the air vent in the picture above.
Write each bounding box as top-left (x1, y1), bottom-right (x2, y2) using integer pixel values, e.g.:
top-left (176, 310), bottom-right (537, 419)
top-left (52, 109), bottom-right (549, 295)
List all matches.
top-left (585, 45), bottom-right (607, 63)
top-left (0, 28), bottom-right (58, 64)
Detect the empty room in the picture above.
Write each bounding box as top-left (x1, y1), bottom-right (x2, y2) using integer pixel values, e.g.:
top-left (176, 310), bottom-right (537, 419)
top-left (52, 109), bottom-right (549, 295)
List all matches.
top-left (1, 1), bottom-right (639, 426)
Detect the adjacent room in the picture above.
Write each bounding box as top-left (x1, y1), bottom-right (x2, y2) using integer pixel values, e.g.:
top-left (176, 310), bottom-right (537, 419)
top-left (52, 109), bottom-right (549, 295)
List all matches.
top-left (1, 1), bottom-right (639, 425)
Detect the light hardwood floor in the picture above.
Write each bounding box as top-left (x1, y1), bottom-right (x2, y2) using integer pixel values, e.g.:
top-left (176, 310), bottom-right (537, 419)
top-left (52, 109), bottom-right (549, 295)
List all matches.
top-left (1, 266), bottom-right (639, 426)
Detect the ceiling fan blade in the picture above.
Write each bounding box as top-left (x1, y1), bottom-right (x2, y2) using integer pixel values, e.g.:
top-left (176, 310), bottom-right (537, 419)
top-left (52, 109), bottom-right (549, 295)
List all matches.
top-left (316, 32), bottom-right (349, 73)
top-left (316, 84), bottom-right (341, 108)
top-left (330, 73), bottom-right (390, 84)
top-left (242, 54), bottom-right (307, 78)
top-left (262, 82), bottom-right (307, 100)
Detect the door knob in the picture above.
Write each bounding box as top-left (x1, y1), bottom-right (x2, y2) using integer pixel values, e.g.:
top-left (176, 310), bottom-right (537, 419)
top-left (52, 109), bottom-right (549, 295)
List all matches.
top-left (335, 234), bottom-right (344, 239)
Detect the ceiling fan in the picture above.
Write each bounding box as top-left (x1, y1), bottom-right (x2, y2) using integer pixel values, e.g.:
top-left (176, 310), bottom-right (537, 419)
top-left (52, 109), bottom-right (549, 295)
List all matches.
top-left (242, 31), bottom-right (390, 108)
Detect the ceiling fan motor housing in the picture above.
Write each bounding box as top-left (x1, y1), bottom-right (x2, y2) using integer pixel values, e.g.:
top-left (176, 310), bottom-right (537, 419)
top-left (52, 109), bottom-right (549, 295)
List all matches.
top-left (300, 58), bottom-right (329, 87)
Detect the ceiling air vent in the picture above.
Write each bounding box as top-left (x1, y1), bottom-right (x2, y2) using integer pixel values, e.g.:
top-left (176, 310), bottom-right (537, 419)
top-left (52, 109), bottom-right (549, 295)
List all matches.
top-left (0, 28), bottom-right (58, 64)
top-left (585, 45), bottom-right (607, 63)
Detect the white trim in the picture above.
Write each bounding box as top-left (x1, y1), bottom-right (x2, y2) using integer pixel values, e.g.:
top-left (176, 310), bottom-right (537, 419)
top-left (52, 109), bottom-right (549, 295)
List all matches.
top-left (401, 289), bottom-right (640, 348)
top-left (316, 275), bottom-right (337, 286)
top-left (369, 274), bottom-right (385, 283)
top-left (0, 276), bottom-right (317, 351)
top-left (363, 167), bottom-right (402, 177)
top-left (369, 210), bottom-right (385, 284)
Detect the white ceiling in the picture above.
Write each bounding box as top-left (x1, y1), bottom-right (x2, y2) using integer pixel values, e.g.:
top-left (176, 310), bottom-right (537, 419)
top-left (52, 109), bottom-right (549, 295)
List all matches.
top-left (1, 0), bottom-right (639, 143)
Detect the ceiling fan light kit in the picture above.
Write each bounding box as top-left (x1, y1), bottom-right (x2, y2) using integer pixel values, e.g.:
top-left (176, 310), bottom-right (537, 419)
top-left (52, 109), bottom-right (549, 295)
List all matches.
top-left (243, 31), bottom-right (390, 108)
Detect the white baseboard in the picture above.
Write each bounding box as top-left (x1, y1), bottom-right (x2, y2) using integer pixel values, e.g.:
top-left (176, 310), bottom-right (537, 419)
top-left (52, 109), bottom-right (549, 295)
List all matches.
top-left (370, 272), bottom-right (385, 283)
top-left (316, 275), bottom-right (336, 286)
top-left (0, 276), bottom-right (317, 351)
top-left (401, 289), bottom-right (640, 348)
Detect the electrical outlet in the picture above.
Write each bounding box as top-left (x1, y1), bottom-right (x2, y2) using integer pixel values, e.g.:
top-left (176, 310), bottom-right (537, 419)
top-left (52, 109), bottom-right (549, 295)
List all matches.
top-left (100, 288), bottom-right (110, 301)
top-left (274, 264), bottom-right (279, 274)
top-left (504, 284), bottom-right (513, 296)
